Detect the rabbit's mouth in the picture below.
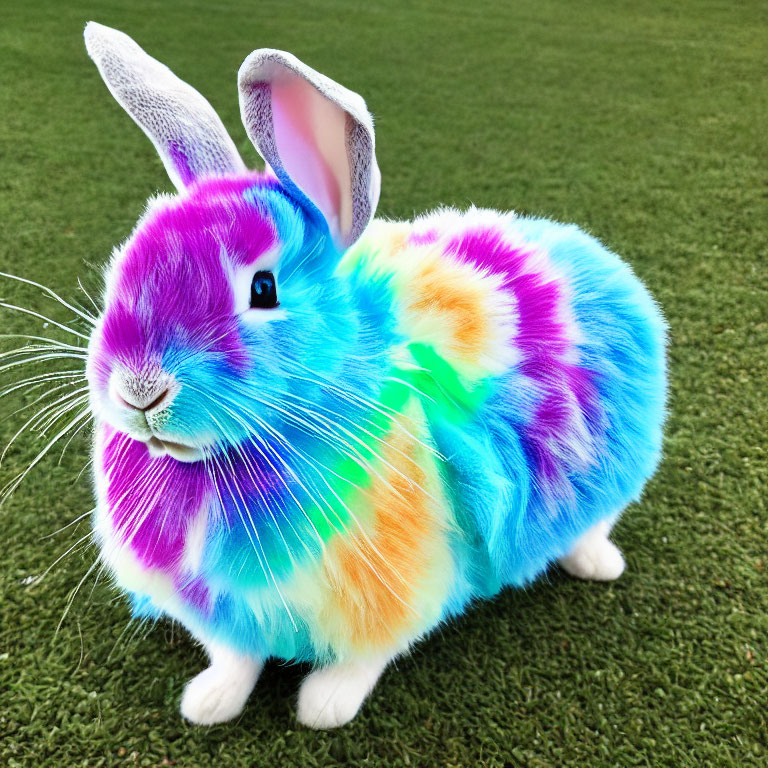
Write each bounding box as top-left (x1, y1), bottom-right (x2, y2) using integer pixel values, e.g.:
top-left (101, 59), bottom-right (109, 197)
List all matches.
top-left (98, 366), bottom-right (208, 463)
top-left (146, 435), bottom-right (203, 463)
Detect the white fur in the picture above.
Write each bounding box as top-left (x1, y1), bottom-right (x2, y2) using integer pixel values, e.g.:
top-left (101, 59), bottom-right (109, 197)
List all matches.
top-left (181, 504), bottom-right (209, 575)
top-left (559, 520), bottom-right (626, 581)
top-left (181, 642), bottom-right (263, 725)
top-left (296, 654), bottom-right (391, 729)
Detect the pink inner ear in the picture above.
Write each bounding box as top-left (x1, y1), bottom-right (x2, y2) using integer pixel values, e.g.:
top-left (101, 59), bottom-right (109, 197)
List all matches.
top-left (271, 75), bottom-right (352, 240)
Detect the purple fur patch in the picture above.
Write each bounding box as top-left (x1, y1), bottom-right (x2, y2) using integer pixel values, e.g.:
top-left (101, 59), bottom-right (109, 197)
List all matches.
top-left (446, 227), bottom-right (600, 489)
top-left (101, 428), bottom-right (286, 576)
top-left (176, 574), bottom-right (213, 617)
top-left (409, 229), bottom-right (439, 246)
top-left (104, 431), bottom-right (209, 571)
top-left (91, 173), bottom-right (278, 385)
top-left (166, 140), bottom-right (195, 187)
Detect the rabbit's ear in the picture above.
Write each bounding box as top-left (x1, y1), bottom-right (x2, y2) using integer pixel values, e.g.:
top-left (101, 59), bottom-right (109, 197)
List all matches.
top-left (239, 50), bottom-right (380, 249)
top-left (84, 22), bottom-right (245, 191)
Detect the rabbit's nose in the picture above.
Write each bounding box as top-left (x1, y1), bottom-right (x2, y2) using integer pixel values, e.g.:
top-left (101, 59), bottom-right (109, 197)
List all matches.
top-left (111, 370), bottom-right (174, 413)
top-left (117, 386), bottom-right (170, 412)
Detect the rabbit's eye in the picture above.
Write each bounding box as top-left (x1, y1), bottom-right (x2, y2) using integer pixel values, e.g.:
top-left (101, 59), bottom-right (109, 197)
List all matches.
top-left (250, 271), bottom-right (278, 309)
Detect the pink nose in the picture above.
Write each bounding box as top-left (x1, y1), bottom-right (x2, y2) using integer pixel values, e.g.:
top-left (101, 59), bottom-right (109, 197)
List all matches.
top-left (112, 372), bottom-right (173, 412)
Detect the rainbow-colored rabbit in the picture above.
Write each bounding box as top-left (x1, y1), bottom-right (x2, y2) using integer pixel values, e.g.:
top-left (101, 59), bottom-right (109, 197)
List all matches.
top-left (82, 22), bottom-right (666, 728)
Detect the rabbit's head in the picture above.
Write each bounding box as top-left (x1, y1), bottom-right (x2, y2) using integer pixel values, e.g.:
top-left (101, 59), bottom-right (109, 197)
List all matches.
top-left (83, 23), bottom-right (388, 462)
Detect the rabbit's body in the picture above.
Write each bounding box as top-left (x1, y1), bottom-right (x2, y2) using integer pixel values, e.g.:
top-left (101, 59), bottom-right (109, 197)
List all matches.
top-left (79, 24), bottom-right (667, 726)
top-left (92, 175), bottom-right (666, 667)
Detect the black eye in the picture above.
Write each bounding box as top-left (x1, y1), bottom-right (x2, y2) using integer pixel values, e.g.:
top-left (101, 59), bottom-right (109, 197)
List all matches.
top-left (249, 271), bottom-right (278, 309)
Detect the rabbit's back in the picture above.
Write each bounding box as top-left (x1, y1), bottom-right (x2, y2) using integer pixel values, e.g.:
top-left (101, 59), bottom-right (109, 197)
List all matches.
top-left (345, 207), bottom-right (667, 602)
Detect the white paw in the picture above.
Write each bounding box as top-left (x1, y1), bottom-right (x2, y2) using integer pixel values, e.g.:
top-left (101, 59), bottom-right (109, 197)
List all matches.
top-left (560, 534), bottom-right (626, 582)
top-left (180, 665), bottom-right (254, 725)
top-left (297, 661), bottom-right (384, 729)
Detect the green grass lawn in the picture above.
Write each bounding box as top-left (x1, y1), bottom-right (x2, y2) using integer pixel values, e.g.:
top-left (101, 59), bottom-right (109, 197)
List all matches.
top-left (1, 1), bottom-right (766, 765)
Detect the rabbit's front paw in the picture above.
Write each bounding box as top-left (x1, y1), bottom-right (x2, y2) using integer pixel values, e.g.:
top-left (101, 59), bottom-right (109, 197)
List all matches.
top-left (181, 660), bottom-right (261, 725)
top-left (297, 656), bottom-right (390, 729)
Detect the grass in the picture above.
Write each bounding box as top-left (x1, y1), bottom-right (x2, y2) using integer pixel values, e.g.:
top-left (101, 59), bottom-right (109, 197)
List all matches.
top-left (1, 0), bottom-right (766, 765)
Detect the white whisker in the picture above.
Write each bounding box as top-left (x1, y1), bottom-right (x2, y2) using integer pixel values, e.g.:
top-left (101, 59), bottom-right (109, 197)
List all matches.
top-left (0, 271), bottom-right (97, 325)
top-left (0, 333), bottom-right (87, 353)
top-left (0, 407), bottom-right (92, 507)
top-left (0, 301), bottom-right (90, 340)
top-left (1, 387), bottom-right (90, 464)
top-left (77, 278), bottom-right (102, 315)
top-left (40, 507), bottom-right (95, 540)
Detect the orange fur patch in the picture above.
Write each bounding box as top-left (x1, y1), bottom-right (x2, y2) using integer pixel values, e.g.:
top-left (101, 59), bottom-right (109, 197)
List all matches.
top-left (342, 220), bottom-right (508, 372)
top-left (319, 412), bottom-right (451, 654)
top-left (405, 256), bottom-right (490, 360)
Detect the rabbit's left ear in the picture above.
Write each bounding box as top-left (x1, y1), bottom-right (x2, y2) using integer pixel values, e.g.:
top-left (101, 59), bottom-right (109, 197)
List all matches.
top-left (84, 22), bottom-right (246, 191)
top-left (239, 50), bottom-right (380, 250)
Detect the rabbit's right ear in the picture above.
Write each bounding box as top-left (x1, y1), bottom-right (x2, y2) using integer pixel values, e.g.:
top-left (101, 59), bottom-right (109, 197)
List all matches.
top-left (84, 22), bottom-right (245, 191)
top-left (238, 50), bottom-right (380, 250)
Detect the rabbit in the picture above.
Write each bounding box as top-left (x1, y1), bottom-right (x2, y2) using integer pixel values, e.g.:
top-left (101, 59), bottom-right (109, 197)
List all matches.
top-left (80, 22), bottom-right (667, 729)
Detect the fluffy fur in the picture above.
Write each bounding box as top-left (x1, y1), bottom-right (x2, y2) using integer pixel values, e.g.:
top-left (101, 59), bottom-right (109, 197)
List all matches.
top-left (82, 23), bottom-right (667, 727)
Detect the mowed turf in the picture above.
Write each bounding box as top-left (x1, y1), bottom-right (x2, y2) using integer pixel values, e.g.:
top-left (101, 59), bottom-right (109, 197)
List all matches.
top-left (1, 1), bottom-right (766, 765)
